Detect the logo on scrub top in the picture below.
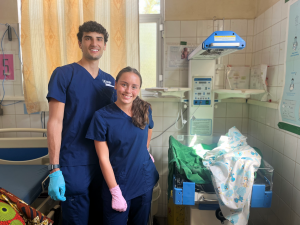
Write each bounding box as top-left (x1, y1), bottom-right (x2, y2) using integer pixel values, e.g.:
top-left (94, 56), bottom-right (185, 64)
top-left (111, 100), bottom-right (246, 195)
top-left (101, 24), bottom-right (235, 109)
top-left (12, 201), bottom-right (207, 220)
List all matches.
top-left (102, 79), bottom-right (114, 87)
top-left (102, 79), bottom-right (111, 85)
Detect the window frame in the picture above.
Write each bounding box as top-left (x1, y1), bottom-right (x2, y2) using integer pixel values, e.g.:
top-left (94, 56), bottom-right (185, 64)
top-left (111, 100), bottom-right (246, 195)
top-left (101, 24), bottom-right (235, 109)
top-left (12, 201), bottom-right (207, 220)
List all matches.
top-left (139, 0), bottom-right (164, 88)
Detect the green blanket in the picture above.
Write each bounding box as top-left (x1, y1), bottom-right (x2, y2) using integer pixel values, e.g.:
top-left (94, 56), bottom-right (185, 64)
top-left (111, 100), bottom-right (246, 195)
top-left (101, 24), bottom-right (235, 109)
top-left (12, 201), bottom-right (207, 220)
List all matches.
top-left (167, 136), bottom-right (265, 200)
top-left (168, 136), bottom-right (214, 200)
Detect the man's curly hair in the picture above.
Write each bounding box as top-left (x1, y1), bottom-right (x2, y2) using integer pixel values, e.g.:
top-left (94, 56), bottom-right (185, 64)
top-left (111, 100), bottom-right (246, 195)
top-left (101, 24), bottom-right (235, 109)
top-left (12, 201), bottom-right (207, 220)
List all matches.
top-left (77, 21), bottom-right (109, 43)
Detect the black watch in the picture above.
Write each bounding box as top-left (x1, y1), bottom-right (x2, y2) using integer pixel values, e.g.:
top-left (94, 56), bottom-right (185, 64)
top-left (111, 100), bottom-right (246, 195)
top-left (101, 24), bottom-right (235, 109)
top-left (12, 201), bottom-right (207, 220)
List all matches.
top-left (48, 164), bottom-right (60, 171)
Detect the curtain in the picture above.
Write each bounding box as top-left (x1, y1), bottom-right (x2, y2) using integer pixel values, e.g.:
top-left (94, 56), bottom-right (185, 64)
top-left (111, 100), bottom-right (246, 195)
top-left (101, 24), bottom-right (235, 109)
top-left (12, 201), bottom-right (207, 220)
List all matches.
top-left (21, 0), bottom-right (139, 114)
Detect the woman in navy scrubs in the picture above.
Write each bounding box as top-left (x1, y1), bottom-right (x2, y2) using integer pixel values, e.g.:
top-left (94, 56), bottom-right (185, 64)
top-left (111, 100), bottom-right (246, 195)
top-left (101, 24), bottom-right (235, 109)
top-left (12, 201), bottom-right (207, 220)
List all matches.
top-left (86, 67), bottom-right (159, 225)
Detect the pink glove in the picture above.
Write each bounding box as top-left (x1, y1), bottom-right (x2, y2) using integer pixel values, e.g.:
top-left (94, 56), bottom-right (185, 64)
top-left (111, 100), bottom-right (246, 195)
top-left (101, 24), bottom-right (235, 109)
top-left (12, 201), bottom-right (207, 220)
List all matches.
top-left (147, 148), bottom-right (155, 162)
top-left (109, 185), bottom-right (127, 212)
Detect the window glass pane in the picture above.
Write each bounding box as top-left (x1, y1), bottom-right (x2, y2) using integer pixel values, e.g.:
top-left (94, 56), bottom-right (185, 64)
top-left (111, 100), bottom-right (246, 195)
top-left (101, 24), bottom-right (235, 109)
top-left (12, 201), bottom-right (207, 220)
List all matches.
top-left (139, 23), bottom-right (157, 89)
top-left (139, 0), bottom-right (160, 14)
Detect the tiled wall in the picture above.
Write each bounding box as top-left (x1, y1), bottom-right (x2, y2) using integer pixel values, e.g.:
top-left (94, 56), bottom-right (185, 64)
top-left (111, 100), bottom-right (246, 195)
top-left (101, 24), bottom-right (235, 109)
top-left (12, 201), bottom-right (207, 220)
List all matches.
top-left (246, 1), bottom-right (300, 225)
top-left (0, 23), bottom-right (46, 138)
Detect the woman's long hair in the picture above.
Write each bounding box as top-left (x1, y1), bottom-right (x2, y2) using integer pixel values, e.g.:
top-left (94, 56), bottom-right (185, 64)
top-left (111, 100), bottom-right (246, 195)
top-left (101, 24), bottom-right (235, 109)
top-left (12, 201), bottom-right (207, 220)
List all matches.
top-left (116, 67), bottom-right (151, 129)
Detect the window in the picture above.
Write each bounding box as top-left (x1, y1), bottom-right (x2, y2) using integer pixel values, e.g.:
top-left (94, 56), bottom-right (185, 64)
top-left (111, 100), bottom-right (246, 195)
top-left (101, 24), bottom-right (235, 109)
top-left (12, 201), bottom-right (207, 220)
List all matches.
top-left (139, 0), bottom-right (163, 89)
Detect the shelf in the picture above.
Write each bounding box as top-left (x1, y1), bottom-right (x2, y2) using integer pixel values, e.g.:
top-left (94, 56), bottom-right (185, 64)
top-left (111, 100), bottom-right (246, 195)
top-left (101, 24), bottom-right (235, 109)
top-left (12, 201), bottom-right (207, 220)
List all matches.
top-left (214, 89), bottom-right (265, 100)
top-left (142, 97), bottom-right (184, 102)
top-left (0, 96), bottom-right (24, 101)
top-left (247, 99), bottom-right (279, 109)
top-left (215, 99), bottom-right (246, 104)
top-left (144, 87), bottom-right (191, 98)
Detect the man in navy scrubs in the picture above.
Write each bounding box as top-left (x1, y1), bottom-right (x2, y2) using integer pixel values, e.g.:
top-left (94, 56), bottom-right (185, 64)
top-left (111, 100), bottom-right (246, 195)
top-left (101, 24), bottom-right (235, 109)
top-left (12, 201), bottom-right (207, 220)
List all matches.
top-left (46, 21), bottom-right (116, 225)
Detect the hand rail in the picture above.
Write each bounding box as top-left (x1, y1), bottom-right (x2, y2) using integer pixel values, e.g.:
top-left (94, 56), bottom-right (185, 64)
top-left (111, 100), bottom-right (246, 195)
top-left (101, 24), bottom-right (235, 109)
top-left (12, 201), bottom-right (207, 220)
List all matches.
top-left (0, 128), bottom-right (47, 133)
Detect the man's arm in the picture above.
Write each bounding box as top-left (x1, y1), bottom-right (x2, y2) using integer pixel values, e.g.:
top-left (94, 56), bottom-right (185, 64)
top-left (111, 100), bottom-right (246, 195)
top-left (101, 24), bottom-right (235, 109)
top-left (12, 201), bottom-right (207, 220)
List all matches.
top-left (47, 98), bottom-right (65, 174)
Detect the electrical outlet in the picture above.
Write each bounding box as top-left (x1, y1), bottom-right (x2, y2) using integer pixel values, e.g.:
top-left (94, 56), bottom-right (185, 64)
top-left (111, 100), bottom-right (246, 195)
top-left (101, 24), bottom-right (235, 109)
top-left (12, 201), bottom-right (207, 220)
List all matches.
top-left (0, 107), bottom-right (3, 115)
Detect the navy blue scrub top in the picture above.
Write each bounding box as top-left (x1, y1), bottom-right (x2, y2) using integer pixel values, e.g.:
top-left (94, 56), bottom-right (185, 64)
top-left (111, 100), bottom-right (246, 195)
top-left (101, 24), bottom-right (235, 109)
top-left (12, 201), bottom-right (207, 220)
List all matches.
top-left (86, 103), bottom-right (159, 201)
top-left (47, 63), bottom-right (117, 166)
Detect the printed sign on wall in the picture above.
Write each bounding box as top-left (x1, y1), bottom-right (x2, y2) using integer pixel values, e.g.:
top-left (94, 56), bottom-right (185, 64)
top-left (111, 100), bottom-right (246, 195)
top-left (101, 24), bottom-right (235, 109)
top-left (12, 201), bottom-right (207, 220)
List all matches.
top-left (0, 53), bottom-right (14, 80)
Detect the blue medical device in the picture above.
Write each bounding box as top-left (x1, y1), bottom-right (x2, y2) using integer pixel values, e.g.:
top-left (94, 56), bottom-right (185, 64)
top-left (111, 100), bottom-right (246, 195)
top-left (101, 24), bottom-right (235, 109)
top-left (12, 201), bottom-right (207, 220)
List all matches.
top-left (188, 31), bottom-right (246, 60)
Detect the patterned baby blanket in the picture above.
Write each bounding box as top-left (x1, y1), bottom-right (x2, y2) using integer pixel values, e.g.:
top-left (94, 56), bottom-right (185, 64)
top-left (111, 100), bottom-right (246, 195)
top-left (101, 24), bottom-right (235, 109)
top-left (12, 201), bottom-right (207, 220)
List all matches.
top-left (203, 127), bottom-right (261, 225)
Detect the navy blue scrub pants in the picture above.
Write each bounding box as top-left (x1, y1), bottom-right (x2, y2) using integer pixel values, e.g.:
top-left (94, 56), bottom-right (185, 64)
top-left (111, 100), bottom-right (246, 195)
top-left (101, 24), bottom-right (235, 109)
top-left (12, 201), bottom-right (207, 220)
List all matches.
top-left (60, 164), bottom-right (103, 225)
top-left (103, 188), bottom-right (153, 225)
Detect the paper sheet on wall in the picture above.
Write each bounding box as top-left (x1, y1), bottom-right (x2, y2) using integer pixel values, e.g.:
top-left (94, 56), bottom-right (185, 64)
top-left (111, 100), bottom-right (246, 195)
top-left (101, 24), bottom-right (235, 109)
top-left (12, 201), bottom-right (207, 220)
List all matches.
top-left (249, 65), bottom-right (268, 101)
top-left (225, 66), bottom-right (250, 89)
top-left (280, 0), bottom-right (300, 126)
top-left (166, 45), bottom-right (197, 70)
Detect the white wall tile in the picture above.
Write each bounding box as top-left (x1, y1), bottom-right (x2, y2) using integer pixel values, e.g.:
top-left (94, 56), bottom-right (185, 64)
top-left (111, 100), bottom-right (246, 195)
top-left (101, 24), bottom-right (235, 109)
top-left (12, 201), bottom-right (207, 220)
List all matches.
top-left (280, 19), bottom-right (288, 43)
top-left (3, 84), bottom-right (14, 96)
top-left (272, 0), bottom-right (282, 26)
top-left (14, 84), bottom-right (22, 96)
top-left (242, 104), bottom-right (248, 118)
top-left (284, 133), bottom-right (297, 160)
top-left (294, 163), bottom-right (300, 190)
top-left (179, 37), bottom-right (197, 44)
top-left (225, 118), bottom-right (242, 132)
top-left (282, 156), bottom-right (296, 184)
top-left (297, 139), bottom-right (300, 164)
top-left (264, 7), bottom-right (273, 30)
top-left (279, 42), bottom-right (285, 65)
top-left (162, 131), bottom-right (177, 147)
top-left (165, 37), bottom-right (180, 45)
top-left (196, 20), bottom-right (204, 37)
top-left (165, 21), bottom-right (180, 38)
top-left (264, 144), bottom-right (273, 163)
top-left (213, 118), bottom-right (226, 133)
top-left (254, 17), bottom-right (258, 35)
top-left (292, 187), bottom-right (300, 218)
top-left (223, 20), bottom-right (231, 30)
top-left (280, 177), bottom-right (294, 208)
top-left (2, 101), bottom-right (16, 115)
top-left (242, 118), bottom-right (248, 134)
top-left (214, 103), bottom-right (227, 117)
top-left (163, 102), bottom-right (179, 117)
top-left (229, 54), bottom-right (245, 66)
top-left (273, 150), bottom-right (284, 176)
top-left (258, 106), bottom-right (266, 123)
top-left (271, 193), bottom-right (281, 216)
top-left (270, 44), bottom-right (280, 66)
top-left (246, 36), bottom-right (253, 53)
top-left (255, 51), bottom-right (262, 66)
top-left (181, 21), bottom-right (197, 38)
top-left (281, 1), bottom-right (288, 20)
top-left (179, 70), bottom-right (188, 87)
top-left (226, 103), bottom-right (243, 118)
top-left (276, 87), bottom-right (283, 102)
top-left (152, 117), bottom-right (163, 132)
top-left (231, 20), bottom-right (248, 36)
top-left (257, 123), bottom-right (266, 142)
top-left (265, 126), bottom-right (274, 147)
top-left (261, 47), bottom-right (270, 65)
top-left (273, 172), bottom-right (282, 195)
top-left (247, 19), bottom-right (254, 36)
top-left (16, 115), bottom-right (31, 137)
top-left (151, 147), bottom-right (162, 175)
top-left (267, 65), bottom-right (279, 86)
top-left (291, 210), bottom-right (300, 225)
top-left (273, 129), bottom-right (285, 153)
top-left (30, 114), bottom-right (42, 128)
top-left (278, 198), bottom-right (292, 225)
top-left (2, 115), bottom-right (16, 128)
top-left (257, 32), bottom-right (263, 51)
top-left (151, 131), bottom-right (162, 147)
top-left (278, 64), bottom-right (285, 86)
top-left (163, 117), bottom-right (178, 132)
top-left (266, 108), bottom-right (276, 127)
top-left (263, 27), bottom-right (272, 49)
top-left (271, 22), bottom-right (281, 46)
top-left (202, 20), bottom-right (214, 37)
top-left (246, 53), bottom-right (252, 66)
top-left (164, 70), bottom-right (180, 87)
top-left (150, 102), bottom-right (163, 117)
